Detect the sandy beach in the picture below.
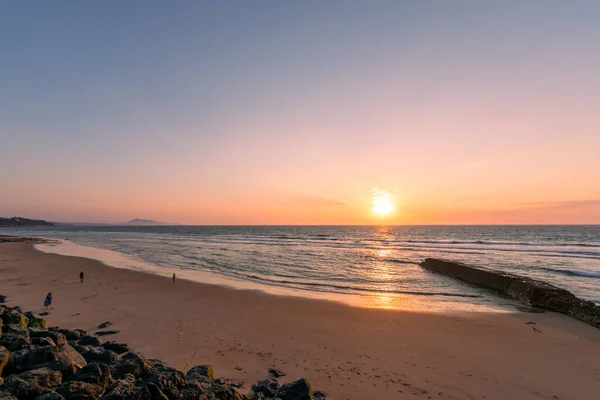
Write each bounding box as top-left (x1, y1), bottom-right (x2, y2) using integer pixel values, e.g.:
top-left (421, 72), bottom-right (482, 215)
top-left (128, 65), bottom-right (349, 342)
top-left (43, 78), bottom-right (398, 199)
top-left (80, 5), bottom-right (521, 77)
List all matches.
top-left (1, 242), bottom-right (599, 399)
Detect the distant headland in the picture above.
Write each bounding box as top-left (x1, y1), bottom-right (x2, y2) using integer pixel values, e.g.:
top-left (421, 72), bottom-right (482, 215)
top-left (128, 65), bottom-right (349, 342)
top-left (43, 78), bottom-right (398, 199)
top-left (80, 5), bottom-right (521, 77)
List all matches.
top-left (0, 217), bottom-right (54, 227)
top-left (126, 218), bottom-right (172, 225)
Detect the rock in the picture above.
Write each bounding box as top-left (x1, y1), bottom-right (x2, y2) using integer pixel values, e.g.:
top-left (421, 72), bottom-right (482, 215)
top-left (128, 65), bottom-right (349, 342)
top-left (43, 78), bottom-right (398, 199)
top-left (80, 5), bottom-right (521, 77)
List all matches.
top-left (210, 383), bottom-right (248, 400)
top-left (2, 348), bottom-right (29, 377)
top-left (13, 344), bottom-right (87, 379)
top-left (278, 379), bottom-right (312, 400)
top-left (268, 368), bottom-right (286, 378)
top-left (81, 348), bottom-right (118, 365)
top-left (78, 336), bottom-right (104, 347)
top-left (312, 390), bottom-right (327, 400)
top-left (35, 392), bottom-right (66, 400)
top-left (102, 342), bottom-right (129, 355)
top-left (0, 334), bottom-right (31, 352)
top-left (39, 312), bottom-right (50, 317)
top-left (176, 387), bottom-right (205, 399)
top-left (0, 295), bottom-right (6, 303)
top-left (110, 352), bottom-right (150, 379)
top-left (0, 346), bottom-right (9, 376)
top-left (6, 367), bottom-right (62, 389)
top-left (57, 329), bottom-right (81, 341)
top-left (37, 337), bottom-right (57, 347)
top-left (71, 362), bottom-right (113, 389)
top-left (99, 374), bottom-right (151, 399)
top-left (252, 378), bottom-right (280, 398)
top-left (214, 378), bottom-right (244, 388)
top-left (24, 312), bottom-right (46, 329)
top-left (74, 329), bottom-right (88, 337)
top-left (139, 359), bottom-right (185, 398)
top-left (0, 392), bottom-right (18, 400)
top-left (145, 382), bottom-right (169, 399)
top-left (2, 375), bottom-right (52, 399)
top-left (3, 324), bottom-right (29, 336)
top-left (96, 330), bottom-right (120, 337)
top-left (97, 322), bottom-right (112, 329)
top-left (56, 381), bottom-right (103, 400)
top-left (1, 310), bottom-right (28, 330)
top-left (186, 364), bottom-right (214, 385)
top-left (29, 329), bottom-right (67, 346)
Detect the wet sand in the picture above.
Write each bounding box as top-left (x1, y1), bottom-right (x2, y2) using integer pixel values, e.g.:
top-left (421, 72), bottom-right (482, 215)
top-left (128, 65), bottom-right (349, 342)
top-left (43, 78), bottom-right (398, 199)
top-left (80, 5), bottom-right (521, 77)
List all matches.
top-left (1, 242), bottom-right (599, 399)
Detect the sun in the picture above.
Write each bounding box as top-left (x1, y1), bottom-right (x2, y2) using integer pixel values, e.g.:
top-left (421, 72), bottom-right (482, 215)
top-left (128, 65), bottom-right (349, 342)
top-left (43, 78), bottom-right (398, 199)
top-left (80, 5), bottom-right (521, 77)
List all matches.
top-left (371, 187), bottom-right (394, 216)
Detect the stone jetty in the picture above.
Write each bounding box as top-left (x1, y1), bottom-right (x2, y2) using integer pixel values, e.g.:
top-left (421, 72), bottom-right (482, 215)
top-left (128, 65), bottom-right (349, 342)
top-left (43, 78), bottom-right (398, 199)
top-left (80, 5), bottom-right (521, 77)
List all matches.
top-left (0, 302), bottom-right (323, 400)
top-left (420, 258), bottom-right (600, 328)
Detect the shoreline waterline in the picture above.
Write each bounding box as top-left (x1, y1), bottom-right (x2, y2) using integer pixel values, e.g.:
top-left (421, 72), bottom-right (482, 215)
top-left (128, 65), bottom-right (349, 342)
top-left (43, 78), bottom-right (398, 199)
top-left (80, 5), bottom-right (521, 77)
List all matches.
top-left (32, 237), bottom-right (517, 313)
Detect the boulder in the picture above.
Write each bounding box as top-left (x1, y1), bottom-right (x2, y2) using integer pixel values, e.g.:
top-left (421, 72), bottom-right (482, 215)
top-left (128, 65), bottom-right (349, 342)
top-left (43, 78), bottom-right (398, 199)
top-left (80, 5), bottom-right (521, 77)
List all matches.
top-left (78, 336), bottom-right (104, 347)
top-left (24, 312), bottom-right (46, 329)
top-left (1, 310), bottom-right (28, 330)
top-left (139, 359), bottom-right (185, 398)
top-left (185, 364), bottom-right (214, 385)
top-left (0, 346), bottom-right (8, 376)
top-left (278, 379), bottom-right (312, 400)
top-left (3, 324), bottom-right (29, 335)
top-left (110, 352), bottom-right (150, 380)
top-left (74, 329), bottom-right (88, 337)
top-left (29, 329), bottom-right (67, 346)
top-left (2, 375), bottom-right (52, 400)
top-left (2, 349), bottom-right (29, 377)
top-left (99, 374), bottom-right (152, 399)
top-left (56, 381), bottom-right (103, 400)
top-left (210, 383), bottom-right (248, 400)
top-left (57, 328), bottom-right (81, 341)
top-left (13, 344), bottom-right (87, 379)
top-left (8, 367), bottom-right (62, 388)
top-left (0, 334), bottom-right (31, 352)
top-left (71, 362), bottom-right (113, 389)
top-left (0, 392), bottom-right (17, 400)
top-left (97, 322), bottom-right (112, 329)
top-left (312, 390), bottom-right (327, 400)
top-left (252, 378), bottom-right (279, 398)
top-left (81, 348), bottom-right (118, 365)
top-left (144, 382), bottom-right (169, 399)
top-left (102, 342), bottom-right (129, 355)
top-left (35, 392), bottom-right (66, 400)
top-left (96, 330), bottom-right (120, 337)
top-left (37, 338), bottom-right (57, 347)
top-left (268, 368), bottom-right (286, 378)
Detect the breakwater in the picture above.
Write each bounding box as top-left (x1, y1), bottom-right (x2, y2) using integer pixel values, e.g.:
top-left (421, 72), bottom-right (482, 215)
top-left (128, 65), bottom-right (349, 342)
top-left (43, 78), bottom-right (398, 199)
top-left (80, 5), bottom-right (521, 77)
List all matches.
top-left (420, 258), bottom-right (600, 328)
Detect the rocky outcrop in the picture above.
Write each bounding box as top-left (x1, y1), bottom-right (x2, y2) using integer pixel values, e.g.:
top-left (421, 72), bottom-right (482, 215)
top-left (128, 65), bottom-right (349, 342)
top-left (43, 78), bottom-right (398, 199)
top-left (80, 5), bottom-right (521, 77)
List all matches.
top-left (420, 258), bottom-right (600, 328)
top-left (0, 304), bottom-right (326, 400)
top-left (101, 342), bottom-right (128, 355)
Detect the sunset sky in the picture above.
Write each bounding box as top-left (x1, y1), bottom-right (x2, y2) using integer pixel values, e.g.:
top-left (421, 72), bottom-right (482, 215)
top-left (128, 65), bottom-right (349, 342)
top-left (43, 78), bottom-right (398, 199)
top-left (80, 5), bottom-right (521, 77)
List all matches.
top-left (1, 1), bottom-right (600, 224)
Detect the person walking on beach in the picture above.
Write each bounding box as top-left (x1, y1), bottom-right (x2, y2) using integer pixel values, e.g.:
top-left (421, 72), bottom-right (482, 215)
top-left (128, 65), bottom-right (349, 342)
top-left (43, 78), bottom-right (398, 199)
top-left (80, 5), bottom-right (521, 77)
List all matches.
top-left (172, 273), bottom-right (176, 282)
top-left (80, 271), bottom-right (84, 283)
top-left (44, 292), bottom-right (54, 310)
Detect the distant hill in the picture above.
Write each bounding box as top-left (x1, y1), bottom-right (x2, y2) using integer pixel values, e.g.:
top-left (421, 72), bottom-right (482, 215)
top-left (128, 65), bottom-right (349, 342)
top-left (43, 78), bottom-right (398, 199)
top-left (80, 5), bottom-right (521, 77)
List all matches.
top-left (0, 217), bottom-right (54, 227)
top-left (126, 218), bottom-right (170, 225)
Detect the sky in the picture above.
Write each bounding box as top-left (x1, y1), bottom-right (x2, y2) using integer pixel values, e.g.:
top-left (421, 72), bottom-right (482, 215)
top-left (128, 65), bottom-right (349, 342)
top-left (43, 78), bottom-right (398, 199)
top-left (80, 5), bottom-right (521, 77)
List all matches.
top-left (1, 1), bottom-right (600, 225)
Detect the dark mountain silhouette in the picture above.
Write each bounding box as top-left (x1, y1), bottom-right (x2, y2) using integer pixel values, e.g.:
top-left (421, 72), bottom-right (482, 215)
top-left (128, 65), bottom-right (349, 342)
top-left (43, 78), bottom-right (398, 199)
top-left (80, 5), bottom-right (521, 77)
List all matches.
top-left (126, 218), bottom-right (170, 225)
top-left (0, 217), bottom-right (54, 227)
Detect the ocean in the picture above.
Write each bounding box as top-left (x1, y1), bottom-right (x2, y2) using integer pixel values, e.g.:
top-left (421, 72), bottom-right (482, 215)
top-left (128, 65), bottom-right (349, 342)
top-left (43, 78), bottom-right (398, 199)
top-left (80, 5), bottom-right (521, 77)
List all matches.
top-left (3, 225), bottom-right (599, 312)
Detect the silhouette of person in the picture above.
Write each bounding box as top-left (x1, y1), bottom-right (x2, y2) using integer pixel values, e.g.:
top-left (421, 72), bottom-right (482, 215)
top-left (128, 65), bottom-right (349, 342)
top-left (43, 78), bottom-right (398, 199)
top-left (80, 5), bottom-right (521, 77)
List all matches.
top-left (172, 273), bottom-right (176, 282)
top-left (44, 292), bottom-right (54, 309)
top-left (80, 271), bottom-right (84, 283)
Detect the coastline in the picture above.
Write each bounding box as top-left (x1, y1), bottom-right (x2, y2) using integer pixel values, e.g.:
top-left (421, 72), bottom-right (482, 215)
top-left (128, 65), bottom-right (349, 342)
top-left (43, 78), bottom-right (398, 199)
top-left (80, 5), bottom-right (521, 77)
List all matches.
top-left (1, 242), bottom-right (600, 399)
